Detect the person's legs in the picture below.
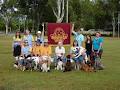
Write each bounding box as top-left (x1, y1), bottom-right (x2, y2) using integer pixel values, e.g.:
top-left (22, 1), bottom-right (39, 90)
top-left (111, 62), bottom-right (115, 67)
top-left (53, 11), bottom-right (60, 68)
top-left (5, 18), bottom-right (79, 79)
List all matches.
top-left (47, 57), bottom-right (51, 71)
top-left (73, 57), bottom-right (80, 70)
top-left (54, 55), bottom-right (59, 67)
top-left (79, 55), bottom-right (84, 69)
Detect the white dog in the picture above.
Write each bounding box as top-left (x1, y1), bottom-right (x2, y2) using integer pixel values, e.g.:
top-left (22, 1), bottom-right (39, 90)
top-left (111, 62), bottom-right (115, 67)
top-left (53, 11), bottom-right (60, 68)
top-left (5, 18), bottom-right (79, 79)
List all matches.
top-left (57, 60), bottom-right (63, 71)
top-left (31, 56), bottom-right (40, 70)
top-left (41, 63), bottom-right (48, 72)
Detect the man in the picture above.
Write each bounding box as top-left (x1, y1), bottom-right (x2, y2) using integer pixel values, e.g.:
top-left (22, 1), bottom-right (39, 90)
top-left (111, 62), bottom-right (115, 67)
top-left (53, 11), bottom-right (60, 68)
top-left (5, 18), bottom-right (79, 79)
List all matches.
top-left (35, 31), bottom-right (44, 45)
top-left (54, 41), bottom-right (66, 66)
top-left (19, 40), bottom-right (32, 71)
top-left (72, 29), bottom-right (84, 47)
top-left (21, 40), bottom-right (31, 58)
top-left (92, 32), bottom-right (103, 58)
top-left (92, 32), bottom-right (104, 70)
top-left (23, 29), bottom-right (34, 47)
top-left (40, 39), bottom-right (52, 71)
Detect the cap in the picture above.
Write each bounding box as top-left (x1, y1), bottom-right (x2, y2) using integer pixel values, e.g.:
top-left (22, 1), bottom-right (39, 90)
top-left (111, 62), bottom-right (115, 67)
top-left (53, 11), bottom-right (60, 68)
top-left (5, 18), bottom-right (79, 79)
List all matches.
top-left (37, 31), bottom-right (41, 34)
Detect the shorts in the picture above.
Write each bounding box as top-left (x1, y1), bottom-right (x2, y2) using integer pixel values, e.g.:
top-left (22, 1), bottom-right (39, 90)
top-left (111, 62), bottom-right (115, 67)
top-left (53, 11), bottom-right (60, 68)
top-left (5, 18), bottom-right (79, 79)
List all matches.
top-left (73, 55), bottom-right (83, 63)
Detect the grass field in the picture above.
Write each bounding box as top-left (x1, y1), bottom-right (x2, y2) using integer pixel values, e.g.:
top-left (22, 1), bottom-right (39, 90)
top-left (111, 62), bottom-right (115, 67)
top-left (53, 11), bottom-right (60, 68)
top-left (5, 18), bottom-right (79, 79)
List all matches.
top-left (0, 35), bottom-right (120, 90)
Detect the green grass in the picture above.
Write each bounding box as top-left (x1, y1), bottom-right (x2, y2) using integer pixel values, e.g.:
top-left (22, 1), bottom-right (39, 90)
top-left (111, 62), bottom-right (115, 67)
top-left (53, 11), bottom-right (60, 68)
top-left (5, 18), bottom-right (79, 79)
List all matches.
top-left (0, 35), bottom-right (120, 90)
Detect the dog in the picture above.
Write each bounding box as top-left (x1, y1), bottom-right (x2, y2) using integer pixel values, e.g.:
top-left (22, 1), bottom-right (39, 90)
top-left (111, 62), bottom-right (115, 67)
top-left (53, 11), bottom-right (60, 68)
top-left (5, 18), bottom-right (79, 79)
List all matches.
top-left (91, 52), bottom-right (104, 70)
top-left (31, 56), bottom-right (40, 70)
top-left (81, 61), bottom-right (94, 72)
top-left (63, 55), bottom-right (72, 72)
top-left (56, 58), bottom-right (63, 71)
top-left (41, 61), bottom-right (48, 72)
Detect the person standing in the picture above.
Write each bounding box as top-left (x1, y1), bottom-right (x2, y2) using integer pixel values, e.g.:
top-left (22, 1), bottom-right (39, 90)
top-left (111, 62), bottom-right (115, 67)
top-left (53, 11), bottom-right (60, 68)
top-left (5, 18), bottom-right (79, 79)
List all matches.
top-left (35, 31), bottom-right (44, 45)
top-left (85, 35), bottom-right (92, 61)
top-left (23, 29), bottom-right (34, 47)
top-left (72, 29), bottom-right (84, 47)
top-left (13, 31), bottom-right (22, 68)
top-left (92, 32), bottom-right (104, 70)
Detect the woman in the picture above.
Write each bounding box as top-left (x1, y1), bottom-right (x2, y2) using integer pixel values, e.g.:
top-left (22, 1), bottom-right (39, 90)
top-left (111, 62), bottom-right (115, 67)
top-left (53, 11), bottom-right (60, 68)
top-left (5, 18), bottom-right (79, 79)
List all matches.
top-left (13, 31), bottom-right (22, 58)
top-left (85, 35), bottom-right (92, 61)
top-left (13, 31), bottom-right (22, 68)
top-left (70, 40), bottom-right (87, 70)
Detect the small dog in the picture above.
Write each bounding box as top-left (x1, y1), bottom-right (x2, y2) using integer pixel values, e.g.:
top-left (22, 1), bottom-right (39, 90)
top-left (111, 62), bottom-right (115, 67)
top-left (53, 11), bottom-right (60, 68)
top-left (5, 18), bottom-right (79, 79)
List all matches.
top-left (57, 58), bottom-right (63, 71)
top-left (41, 61), bottom-right (48, 72)
top-left (31, 56), bottom-right (40, 70)
top-left (63, 55), bottom-right (72, 72)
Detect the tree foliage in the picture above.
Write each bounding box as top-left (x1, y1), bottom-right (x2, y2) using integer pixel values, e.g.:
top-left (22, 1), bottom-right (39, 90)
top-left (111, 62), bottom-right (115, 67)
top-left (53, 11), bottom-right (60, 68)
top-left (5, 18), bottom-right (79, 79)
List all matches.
top-left (0, 0), bottom-right (119, 33)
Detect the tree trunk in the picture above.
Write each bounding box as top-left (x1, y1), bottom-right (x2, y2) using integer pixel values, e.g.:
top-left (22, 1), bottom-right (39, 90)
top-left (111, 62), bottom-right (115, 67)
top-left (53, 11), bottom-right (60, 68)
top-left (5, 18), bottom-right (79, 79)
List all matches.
top-left (52, 0), bottom-right (65, 23)
top-left (112, 12), bottom-right (115, 37)
top-left (5, 24), bottom-right (9, 34)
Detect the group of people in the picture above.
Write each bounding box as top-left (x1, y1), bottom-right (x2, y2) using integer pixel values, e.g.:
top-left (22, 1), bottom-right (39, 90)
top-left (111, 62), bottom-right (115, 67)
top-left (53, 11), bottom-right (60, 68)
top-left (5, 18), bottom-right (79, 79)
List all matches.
top-left (12, 29), bottom-right (104, 72)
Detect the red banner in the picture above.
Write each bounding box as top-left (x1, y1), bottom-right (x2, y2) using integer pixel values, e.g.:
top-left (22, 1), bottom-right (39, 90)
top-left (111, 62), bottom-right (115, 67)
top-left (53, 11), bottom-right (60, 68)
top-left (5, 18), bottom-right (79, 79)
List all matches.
top-left (47, 23), bottom-right (71, 45)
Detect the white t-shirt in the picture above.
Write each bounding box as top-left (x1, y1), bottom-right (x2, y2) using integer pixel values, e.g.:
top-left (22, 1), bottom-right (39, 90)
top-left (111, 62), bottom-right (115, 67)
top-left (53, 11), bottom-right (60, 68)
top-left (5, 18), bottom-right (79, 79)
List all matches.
top-left (55, 46), bottom-right (65, 57)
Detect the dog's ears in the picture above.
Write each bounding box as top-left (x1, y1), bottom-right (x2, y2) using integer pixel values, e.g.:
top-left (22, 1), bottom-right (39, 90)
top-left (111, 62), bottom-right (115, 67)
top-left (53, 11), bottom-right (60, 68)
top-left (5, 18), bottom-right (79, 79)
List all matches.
top-left (66, 54), bottom-right (71, 59)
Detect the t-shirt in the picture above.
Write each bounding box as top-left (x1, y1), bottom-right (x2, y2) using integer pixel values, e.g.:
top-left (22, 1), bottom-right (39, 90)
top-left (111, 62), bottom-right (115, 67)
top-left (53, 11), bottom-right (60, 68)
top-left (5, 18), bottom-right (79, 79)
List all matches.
top-left (13, 36), bottom-right (22, 42)
top-left (21, 46), bottom-right (31, 56)
top-left (55, 46), bottom-right (65, 57)
top-left (31, 46), bottom-right (41, 55)
top-left (23, 35), bottom-right (34, 47)
top-left (85, 41), bottom-right (92, 52)
top-left (93, 37), bottom-right (103, 50)
top-left (73, 31), bottom-right (84, 46)
top-left (40, 46), bottom-right (52, 56)
top-left (13, 36), bottom-right (22, 47)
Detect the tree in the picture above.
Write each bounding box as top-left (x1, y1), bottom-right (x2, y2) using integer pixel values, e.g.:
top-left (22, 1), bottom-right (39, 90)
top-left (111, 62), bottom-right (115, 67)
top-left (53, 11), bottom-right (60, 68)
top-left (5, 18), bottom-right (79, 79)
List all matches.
top-left (0, 0), bottom-right (17, 34)
top-left (49, 0), bottom-right (65, 23)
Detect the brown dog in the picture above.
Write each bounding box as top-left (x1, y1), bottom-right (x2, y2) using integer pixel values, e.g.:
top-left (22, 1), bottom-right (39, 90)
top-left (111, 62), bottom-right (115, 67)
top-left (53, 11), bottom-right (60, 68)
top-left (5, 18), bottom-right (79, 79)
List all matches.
top-left (81, 61), bottom-right (94, 72)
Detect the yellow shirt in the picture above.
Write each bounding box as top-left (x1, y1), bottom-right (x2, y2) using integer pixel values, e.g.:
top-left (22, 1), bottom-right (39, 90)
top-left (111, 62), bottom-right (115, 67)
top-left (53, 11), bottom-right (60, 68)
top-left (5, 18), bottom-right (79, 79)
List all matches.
top-left (31, 46), bottom-right (41, 55)
top-left (13, 36), bottom-right (22, 42)
top-left (40, 45), bottom-right (52, 56)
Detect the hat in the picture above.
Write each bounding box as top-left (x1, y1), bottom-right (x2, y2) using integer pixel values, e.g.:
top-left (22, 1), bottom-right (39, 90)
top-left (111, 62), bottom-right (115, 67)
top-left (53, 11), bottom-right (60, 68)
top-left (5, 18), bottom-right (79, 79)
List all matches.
top-left (37, 31), bottom-right (41, 34)
top-left (44, 39), bottom-right (48, 42)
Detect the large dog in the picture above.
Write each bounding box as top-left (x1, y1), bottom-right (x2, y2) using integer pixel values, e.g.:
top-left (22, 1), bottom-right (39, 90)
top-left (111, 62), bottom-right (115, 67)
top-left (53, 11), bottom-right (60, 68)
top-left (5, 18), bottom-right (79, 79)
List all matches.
top-left (63, 55), bottom-right (72, 72)
top-left (81, 61), bottom-right (95, 72)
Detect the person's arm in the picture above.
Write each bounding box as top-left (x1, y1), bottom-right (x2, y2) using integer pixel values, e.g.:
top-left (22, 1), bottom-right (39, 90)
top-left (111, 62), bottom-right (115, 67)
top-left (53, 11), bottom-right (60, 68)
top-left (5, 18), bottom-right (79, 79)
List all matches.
top-left (72, 30), bottom-right (77, 36)
top-left (48, 46), bottom-right (52, 56)
top-left (97, 42), bottom-right (103, 53)
top-left (41, 23), bottom-right (45, 44)
top-left (97, 38), bottom-right (103, 53)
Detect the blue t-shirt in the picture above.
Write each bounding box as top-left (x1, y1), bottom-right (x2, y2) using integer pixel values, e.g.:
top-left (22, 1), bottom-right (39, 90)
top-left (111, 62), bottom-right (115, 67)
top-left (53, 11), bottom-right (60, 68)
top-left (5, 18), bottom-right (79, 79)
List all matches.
top-left (73, 32), bottom-right (84, 46)
top-left (21, 46), bottom-right (31, 56)
top-left (23, 35), bottom-right (34, 47)
top-left (93, 37), bottom-right (103, 50)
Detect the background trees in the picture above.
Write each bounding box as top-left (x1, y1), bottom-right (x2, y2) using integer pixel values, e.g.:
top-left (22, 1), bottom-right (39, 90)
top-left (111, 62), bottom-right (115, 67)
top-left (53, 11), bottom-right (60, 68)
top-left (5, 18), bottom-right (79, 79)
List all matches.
top-left (0, 0), bottom-right (119, 34)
